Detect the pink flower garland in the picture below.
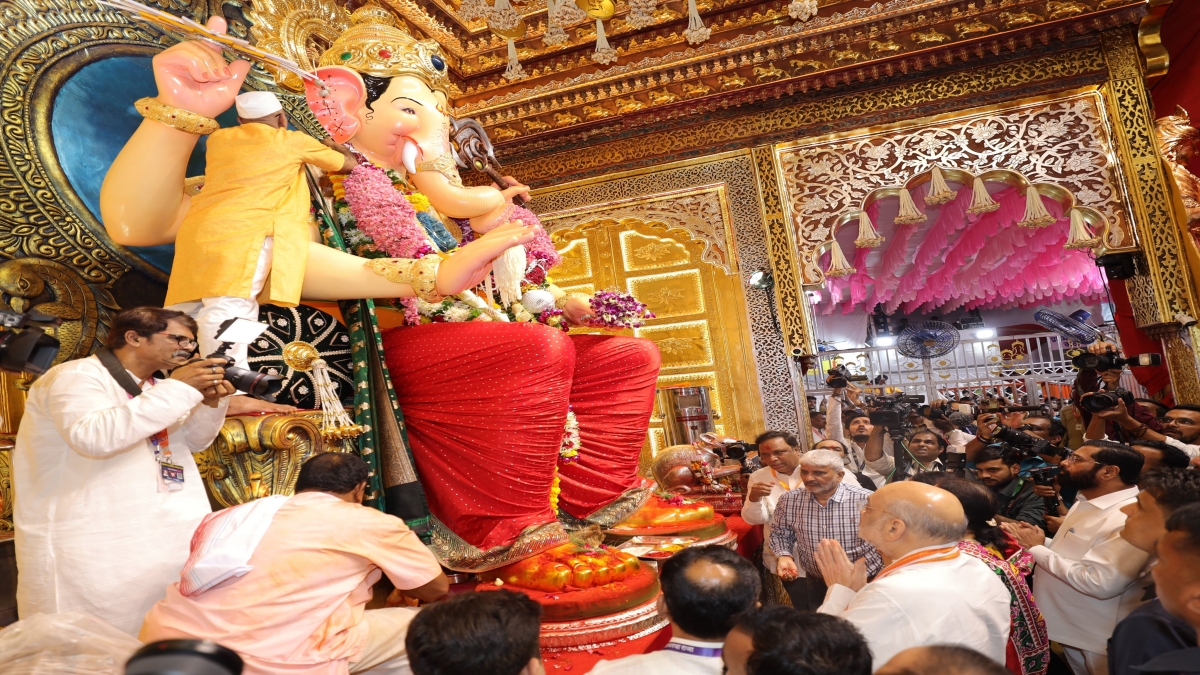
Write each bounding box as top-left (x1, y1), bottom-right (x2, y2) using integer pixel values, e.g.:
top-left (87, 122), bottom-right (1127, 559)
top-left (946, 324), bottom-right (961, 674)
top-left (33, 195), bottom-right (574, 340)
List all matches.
top-left (341, 164), bottom-right (432, 259)
top-left (508, 205), bottom-right (561, 271)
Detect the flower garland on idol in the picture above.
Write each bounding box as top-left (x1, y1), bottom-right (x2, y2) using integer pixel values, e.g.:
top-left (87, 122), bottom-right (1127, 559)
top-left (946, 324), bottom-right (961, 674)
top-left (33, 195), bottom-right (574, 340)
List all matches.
top-left (331, 162), bottom-right (653, 331)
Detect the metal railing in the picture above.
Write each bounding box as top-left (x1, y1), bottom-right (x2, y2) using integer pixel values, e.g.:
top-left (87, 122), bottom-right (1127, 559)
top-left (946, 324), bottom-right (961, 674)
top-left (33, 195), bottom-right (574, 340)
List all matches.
top-left (802, 331), bottom-right (1145, 402)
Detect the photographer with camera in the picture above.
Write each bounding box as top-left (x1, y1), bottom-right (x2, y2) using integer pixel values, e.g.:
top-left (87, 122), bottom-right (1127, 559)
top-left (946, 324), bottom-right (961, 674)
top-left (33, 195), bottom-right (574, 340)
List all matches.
top-left (973, 446), bottom-right (1047, 527)
top-left (1072, 341), bottom-right (1162, 444)
top-left (1085, 399), bottom-right (1200, 463)
top-left (824, 383), bottom-right (889, 488)
top-left (14, 307), bottom-right (234, 635)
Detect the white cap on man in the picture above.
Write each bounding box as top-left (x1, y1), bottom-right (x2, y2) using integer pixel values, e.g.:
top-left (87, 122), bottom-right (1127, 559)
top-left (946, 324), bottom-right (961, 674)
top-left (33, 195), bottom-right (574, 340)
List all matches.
top-left (235, 91), bottom-right (283, 119)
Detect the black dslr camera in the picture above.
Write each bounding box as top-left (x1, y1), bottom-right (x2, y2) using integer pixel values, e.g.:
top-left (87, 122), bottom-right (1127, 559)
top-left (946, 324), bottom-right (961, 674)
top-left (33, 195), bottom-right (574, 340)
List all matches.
top-left (826, 364), bottom-right (868, 389)
top-left (1079, 388), bottom-right (1135, 414)
top-left (992, 425), bottom-right (1066, 461)
top-left (0, 308), bottom-right (61, 375)
top-left (205, 318), bottom-right (284, 402)
top-left (1028, 465), bottom-right (1062, 514)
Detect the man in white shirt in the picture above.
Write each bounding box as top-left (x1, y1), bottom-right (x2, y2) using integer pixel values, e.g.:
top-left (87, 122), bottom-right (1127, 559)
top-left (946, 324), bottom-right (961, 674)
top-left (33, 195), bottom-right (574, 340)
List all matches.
top-left (1003, 440), bottom-right (1151, 675)
top-left (591, 545), bottom-right (760, 674)
top-left (742, 431), bottom-right (805, 597)
top-left (15, 307), bottom-right (233, 634)
top-left (811, 481), bottom-right (1011, 670)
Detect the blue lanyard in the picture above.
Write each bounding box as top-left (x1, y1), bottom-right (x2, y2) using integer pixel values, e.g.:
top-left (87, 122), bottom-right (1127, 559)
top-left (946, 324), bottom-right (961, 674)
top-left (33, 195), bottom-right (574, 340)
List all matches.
top-left (663, 642), bottom-right (723, 658)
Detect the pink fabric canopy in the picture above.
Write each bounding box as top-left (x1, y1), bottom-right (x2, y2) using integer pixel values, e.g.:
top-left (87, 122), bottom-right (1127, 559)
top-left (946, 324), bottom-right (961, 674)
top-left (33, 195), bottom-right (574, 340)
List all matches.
top-left (823, 183), bottom-right (1105, 315)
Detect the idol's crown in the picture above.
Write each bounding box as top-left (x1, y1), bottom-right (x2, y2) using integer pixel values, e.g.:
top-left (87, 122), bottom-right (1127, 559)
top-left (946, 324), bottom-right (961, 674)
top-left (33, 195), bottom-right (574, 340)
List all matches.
top-left (319, 5), bottom-right (450, 94)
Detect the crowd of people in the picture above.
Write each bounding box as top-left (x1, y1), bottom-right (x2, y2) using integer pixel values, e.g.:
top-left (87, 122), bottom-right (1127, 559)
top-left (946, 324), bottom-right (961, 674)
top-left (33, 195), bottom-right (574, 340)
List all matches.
top-left (9, 308), bottom-right (1200, 675)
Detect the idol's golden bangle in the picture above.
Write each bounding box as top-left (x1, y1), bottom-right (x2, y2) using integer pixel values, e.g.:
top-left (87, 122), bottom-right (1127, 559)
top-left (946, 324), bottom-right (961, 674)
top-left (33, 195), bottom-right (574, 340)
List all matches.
top-left (415, 153), bottom-right (463, 188)
top-left (555, 292), bottom-right (590, 310)
top-left (366, 255), bottom-right (444, 302)
top-left (134, 97), bottom-right (219, 136)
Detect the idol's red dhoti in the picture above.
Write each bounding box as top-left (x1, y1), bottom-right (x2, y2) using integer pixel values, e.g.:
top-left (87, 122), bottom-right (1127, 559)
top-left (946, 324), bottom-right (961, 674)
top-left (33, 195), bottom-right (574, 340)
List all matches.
top-left (382, 323), bottom-right (660, 551)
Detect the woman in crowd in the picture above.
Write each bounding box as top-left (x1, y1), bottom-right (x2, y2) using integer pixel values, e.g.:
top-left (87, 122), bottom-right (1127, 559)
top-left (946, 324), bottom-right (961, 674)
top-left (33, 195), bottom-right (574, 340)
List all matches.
top-left (913, 474), bottom-right (1050, 675)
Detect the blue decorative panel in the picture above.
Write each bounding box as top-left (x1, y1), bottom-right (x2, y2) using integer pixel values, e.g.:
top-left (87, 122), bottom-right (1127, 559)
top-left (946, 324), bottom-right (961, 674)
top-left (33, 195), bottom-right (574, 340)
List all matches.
top-left (51, 55), bottom-right (237, 274)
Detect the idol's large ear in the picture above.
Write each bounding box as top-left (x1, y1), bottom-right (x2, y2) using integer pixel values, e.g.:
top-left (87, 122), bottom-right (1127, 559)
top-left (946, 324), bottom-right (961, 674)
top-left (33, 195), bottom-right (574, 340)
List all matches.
top-left (305, 66), bottom-right (367, 143)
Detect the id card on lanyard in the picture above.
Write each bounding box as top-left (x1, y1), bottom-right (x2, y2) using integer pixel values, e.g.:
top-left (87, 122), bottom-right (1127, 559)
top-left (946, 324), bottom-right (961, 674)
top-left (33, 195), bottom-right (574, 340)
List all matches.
top-left (129, 383), bottom-right (185, 493)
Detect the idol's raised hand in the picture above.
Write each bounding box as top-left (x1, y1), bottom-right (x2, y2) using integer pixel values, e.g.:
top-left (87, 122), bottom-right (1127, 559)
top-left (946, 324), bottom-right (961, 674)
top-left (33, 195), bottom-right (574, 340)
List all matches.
top-left (152, 16), bottom-right (251, 118)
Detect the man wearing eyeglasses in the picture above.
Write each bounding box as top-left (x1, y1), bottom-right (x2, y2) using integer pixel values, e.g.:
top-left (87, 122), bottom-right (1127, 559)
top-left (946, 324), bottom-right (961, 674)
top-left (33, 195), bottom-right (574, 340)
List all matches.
top-left (14, 307), bottom-right (234, 635)
top-left (1089, 400), bottom-right (1200, 467)
top-left (1002, 440), bottom-right (1152, 675)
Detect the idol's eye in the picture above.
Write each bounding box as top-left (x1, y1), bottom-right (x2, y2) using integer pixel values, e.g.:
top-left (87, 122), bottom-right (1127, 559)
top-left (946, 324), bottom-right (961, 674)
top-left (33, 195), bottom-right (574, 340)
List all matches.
top-left (401, 107), bottom-right (416, 115)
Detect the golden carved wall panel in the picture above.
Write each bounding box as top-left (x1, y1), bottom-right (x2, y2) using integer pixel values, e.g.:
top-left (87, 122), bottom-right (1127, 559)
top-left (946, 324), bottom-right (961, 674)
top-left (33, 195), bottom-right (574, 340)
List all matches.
top-left (621, 231), bottom-right (691, 272)
top-left (534, 153), bottom-right (803, 435)
top-left (776, 88), bottom-right (1136, 287)
top-left (546, 189), bottom-right (735, 273)
top-left (628, 269), bottom-right (706, 319)
top-left (637, 321), bottom-right (716, 369)
top-left (552, 239), bottom-right (594, 283)
top-left (546, 207), bottom-right (767, 449)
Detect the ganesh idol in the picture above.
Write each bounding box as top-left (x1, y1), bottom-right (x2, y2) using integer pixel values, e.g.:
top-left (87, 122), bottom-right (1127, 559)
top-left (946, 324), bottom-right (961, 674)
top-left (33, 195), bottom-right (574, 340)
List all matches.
top-left (99, 6), bottom-right (713, 574)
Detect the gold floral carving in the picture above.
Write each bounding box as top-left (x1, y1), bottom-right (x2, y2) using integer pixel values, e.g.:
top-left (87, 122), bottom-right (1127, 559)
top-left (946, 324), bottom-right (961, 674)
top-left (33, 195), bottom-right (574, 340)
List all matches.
top-left (751, 146), bottom-right (814, 358)
top-left (0, 444), bottom-right (11, 531)
top-left (247, 0), bottom-right (351, 92)
top-left (1099, 27), bottom-right (1200, 402)
top-left (542, 189), bottom-right (735, 273)
top-left (776, 90), bottom-right (1134, 286)
top-left (496, 48), bottom-right (1107, 185)
top-left (195, 412), bottom-right (341, 509)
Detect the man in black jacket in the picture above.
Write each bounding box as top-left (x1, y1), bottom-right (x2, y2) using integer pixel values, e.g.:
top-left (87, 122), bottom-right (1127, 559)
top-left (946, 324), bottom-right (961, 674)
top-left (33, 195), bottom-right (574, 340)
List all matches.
top-left (973, 445), bottom-right (1046, 526)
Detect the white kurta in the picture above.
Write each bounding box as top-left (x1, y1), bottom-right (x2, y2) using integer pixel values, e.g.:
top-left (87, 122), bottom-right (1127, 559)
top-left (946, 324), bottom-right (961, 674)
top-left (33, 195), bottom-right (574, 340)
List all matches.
top-left (14, 355), bottom-right (228, 635)
top-left (818, 546), bottom-right (1011, 670)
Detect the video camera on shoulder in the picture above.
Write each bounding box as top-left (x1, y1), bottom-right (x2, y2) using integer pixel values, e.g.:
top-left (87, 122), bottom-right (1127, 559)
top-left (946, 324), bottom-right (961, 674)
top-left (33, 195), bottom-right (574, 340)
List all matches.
top-left (1072, 348), bottom-right (1160, 371)
top-left (205, 319), bottom-right (284, 402)
top-left (866, 393), bottom-right (924, 434)
top-left (0, 308), bottom-right (61, 375)
top-left (826, 364), bottom-right (869, 389)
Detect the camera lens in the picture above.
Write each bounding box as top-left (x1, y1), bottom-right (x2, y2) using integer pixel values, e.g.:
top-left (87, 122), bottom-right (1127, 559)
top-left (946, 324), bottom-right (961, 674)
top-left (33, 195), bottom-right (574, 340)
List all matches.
top-left (126, 639), bottom-right (242, 675)
top-left (1080, 392), bottom-right (1120, 414)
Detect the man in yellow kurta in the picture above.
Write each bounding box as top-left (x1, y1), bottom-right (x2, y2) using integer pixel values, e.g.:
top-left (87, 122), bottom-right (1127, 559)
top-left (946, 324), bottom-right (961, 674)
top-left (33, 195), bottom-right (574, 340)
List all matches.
top-left (166, 91), bottom-right (355, 370)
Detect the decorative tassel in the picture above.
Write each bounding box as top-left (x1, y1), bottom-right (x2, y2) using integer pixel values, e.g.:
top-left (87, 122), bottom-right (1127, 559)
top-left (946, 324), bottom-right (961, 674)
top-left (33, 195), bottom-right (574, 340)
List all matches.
top-left (855, 210), bottom-right (884, 248)
top-left (967, 176), bottom-right (1000, 215)
top-left (458, 0), bottom-right (490, 22)
top-left (488, 0), bottom-right (520, 31)
top-left (592, 18), bottom-right (617, 64)
top-left (627, 0), bottom-right (657, 29)
top-left (492, 245), bottom-right (527, 307)
top-left (1017, 186), bottom-right (1055, 229)
top-left (543, 0), bottom-right (569, 45)
top-left (503, 38), bottom-right (526, 80)
top-left (459, 290), bottom-right (509, 321)
top-left (894, 188), bottom-right (927, 225)
top-left (825, 239), bottom-right (856, 278)
top-left (552, 0), bottom-right (588, 26)
top-left (925, 166), bottom-right (957, 205)
top-left (1063, 208), bottom-right (1101, 250)
top-left (683, 0), bottom-right (711, 45)
top-left (787, 0), bottom-right (818, 21)
top-left (311, 358), bottom-right (364, 441)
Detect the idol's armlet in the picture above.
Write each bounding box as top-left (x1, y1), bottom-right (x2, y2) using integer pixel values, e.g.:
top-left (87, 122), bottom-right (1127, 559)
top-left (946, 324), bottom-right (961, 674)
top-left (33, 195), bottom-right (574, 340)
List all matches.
top-left (366, 256), bottom-right (444, 303)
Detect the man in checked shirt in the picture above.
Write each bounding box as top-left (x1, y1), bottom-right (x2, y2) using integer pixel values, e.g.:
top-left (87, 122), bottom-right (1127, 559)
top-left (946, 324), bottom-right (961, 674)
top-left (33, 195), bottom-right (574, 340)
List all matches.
top-left (771, 449), bottom-right (883, 610)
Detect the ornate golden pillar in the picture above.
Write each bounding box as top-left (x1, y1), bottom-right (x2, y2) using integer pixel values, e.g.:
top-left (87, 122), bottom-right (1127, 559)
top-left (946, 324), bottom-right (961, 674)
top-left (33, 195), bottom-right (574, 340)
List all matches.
top-left (751, 145), bottom-right (817, 439)
top-left (1100, 27), bottom-right (1200, 403)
